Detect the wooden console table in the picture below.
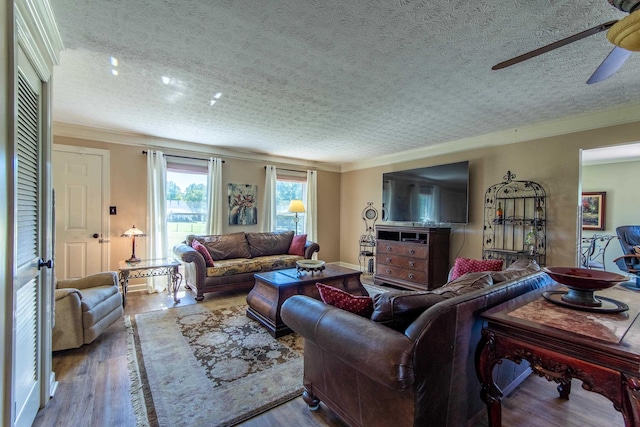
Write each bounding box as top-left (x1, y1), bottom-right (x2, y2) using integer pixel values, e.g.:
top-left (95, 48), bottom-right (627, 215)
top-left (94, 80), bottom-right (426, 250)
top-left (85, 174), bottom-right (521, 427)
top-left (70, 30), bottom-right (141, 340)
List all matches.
top-left (118, 258), bottom-right (182, 307)
top-left (476, 284), bottom-right (640, 427)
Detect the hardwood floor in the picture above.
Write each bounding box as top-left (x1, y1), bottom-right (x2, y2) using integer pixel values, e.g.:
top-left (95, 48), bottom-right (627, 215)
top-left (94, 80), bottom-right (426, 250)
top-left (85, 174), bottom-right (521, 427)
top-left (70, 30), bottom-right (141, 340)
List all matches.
top-left (33, 287), bottom-right (625, 427)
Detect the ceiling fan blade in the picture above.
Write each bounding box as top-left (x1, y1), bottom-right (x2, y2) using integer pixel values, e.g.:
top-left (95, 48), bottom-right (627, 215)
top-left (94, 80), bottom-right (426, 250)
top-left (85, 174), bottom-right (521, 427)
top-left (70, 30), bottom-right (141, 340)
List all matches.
top-left (492, 20), bottom-right (618, 70)
top-left (586, 46), bottom-right (631, 84)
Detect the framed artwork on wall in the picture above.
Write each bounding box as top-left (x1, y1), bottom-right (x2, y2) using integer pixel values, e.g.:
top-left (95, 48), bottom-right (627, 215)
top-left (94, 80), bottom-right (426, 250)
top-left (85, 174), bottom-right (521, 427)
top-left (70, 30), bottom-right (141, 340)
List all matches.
top-left (581, 192), bottom-right (606, 230)
top-left (228, 183), bottom-right (257, 225)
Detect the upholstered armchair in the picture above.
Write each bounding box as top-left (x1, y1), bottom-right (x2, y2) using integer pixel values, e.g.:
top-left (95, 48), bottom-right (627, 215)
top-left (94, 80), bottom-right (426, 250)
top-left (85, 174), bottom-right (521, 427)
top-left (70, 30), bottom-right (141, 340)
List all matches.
top-left (613, 225), bottom-right (640, 288)
top-left (53, 272), bottom-right (123, 351)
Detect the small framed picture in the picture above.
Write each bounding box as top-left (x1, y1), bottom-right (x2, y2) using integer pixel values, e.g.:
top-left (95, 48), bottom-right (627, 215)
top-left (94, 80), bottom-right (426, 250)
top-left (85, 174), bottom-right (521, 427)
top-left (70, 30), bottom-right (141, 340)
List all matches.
top-left (581, 192), bottom-right (606, 230)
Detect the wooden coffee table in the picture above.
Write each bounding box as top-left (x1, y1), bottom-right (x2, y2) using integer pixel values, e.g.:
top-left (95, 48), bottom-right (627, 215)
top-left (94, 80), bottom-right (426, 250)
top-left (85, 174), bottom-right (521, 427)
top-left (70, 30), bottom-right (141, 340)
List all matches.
top-left (246, 265), bottom-right (367, 337)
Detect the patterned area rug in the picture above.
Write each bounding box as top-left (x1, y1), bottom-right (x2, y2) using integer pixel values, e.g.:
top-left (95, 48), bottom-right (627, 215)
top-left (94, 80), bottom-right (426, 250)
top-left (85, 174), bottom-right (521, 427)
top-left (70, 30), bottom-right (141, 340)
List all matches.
top-left (126, 295), bottom-right (303, 427)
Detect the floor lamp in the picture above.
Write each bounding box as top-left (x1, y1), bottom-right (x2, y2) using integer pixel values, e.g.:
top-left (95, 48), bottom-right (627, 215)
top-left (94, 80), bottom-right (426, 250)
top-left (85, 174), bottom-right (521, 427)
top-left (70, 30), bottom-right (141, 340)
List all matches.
top-left (287, 200), bottom-right (306, 235)
top-left (122, 225), bottom-right (146, 263)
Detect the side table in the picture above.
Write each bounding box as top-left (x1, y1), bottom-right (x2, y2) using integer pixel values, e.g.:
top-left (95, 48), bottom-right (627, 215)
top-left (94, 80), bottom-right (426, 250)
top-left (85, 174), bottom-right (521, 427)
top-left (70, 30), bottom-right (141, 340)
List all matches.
top-left (475, 284), bottom-right (640, 427)
top-left (118, 258), bottom-right (183, 307)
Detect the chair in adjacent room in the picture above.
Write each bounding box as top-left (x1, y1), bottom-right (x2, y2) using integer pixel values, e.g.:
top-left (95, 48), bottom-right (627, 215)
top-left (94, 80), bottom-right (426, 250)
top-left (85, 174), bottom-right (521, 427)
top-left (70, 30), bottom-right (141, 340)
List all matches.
top-left (580, 234), bottom-right (617, 270)
top-left (53, 271), bottom-right (124, 351)
top-left (613, 225), bottom-right (640, 289)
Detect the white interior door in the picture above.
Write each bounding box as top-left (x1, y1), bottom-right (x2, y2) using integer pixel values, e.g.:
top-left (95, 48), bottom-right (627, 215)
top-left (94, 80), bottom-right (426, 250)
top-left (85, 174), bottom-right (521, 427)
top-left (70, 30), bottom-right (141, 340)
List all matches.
top-left (52, 146), bottom-right (110, 279)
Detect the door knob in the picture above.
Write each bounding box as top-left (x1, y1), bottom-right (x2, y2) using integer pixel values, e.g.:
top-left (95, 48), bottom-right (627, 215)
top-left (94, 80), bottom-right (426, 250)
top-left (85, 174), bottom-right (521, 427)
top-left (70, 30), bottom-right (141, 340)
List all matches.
top-left (92, 233), bottom-right (100, 238)
top-left (38, 259), bottom-right (52, 270)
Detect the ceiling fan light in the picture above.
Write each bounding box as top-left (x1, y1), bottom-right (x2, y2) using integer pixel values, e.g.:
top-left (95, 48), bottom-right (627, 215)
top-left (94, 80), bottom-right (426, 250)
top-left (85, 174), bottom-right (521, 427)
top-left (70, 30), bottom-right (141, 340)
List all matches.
top-left (607, 10), bottom-right (640, 51)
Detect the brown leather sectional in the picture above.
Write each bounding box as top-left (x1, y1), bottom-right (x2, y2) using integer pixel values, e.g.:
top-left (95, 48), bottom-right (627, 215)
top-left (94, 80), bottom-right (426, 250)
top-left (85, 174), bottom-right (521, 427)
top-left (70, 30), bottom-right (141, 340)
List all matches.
top-left (281, 266), bottom-right (554, 426)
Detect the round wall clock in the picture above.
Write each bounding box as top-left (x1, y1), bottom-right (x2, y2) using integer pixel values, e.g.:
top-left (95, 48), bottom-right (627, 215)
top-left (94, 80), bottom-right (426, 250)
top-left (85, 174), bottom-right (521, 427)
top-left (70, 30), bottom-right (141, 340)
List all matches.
top-left (365, 207), bottom-right (377, 220)
top-left (362, 202), bottom-right (378, 223)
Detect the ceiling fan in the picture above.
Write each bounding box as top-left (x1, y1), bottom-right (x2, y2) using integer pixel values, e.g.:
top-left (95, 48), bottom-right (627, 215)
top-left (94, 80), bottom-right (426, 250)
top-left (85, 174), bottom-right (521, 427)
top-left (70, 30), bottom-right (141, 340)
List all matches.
top-left (492, 0), bottom-right (640, 84)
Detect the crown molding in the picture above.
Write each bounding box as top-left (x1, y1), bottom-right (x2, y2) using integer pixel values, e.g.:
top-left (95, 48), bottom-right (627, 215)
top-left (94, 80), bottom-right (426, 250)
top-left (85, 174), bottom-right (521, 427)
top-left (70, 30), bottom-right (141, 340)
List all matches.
top-left (15, 0), bottom-right (64, 81)
top-left (341, 102), bottom-right (640, 172)
top-left (52, 122), bottom-right (342, 173)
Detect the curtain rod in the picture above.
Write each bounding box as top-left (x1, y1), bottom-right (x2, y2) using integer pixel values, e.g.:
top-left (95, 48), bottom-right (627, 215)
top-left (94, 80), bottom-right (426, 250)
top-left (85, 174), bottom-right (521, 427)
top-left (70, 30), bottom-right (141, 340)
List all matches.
top-left (265, 166), bottom-right (314, 173)
top-left (142, 150), bottom-right (225, 163)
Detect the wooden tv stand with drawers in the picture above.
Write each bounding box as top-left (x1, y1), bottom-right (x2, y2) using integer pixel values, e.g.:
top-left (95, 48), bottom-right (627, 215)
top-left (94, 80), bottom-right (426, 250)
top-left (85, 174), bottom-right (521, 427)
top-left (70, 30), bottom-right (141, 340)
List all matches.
top-left (373, 225), bottom-right (450, 291)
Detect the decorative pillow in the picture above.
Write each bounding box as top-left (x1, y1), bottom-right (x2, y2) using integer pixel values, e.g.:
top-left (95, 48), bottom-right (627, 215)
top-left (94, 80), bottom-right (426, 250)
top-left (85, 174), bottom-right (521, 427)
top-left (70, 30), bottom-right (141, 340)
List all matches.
top-left (288, 234), bottom-right (307, 256)
top-left (440, 271), bottom-right (494, 293)
top-left (316, 282), bottom-right (373, 317)
top-left (491, 259), bottom-right (541, 283)
top-left (196, 232), bottom-right (252, 260)
top-left (506, 258), bottom-right (541, 272)
top-left (371, 290), bottom-right (445, 331)
top-left (191, 239), bottom-right (215, 267)
top-left (450, 257), bottom-right (503, 280)
top-left (246, 231), bottom-right (294, 257)
top-left (633, 245), bottom-right (640, 255)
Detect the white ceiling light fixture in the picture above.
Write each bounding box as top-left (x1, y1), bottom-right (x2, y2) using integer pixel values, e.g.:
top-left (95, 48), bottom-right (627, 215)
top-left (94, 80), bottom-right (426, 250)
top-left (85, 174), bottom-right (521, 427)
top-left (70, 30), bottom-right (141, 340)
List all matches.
top-left (109, 56), bottom-right (119, 76)
top-left (161, 76), bottom-right (171, 85)
top-left (213, 92), bottom-right (222, 99)
top-left (209, 100), bottom-right (216, 106)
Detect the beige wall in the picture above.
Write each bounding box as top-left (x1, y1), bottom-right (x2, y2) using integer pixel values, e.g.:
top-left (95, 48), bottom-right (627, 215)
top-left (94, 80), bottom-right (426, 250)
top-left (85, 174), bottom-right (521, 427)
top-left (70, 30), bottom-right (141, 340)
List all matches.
top-left (54, 137), bottom-right (148, 271)
top-left (341, 120), bottom-right (640, 270)
top-left (55, 118), bottom-right (640, 275)
top-left (53, 136), bottom-right (342, 271)
top-left (582, 159), bottom-right (640, 272)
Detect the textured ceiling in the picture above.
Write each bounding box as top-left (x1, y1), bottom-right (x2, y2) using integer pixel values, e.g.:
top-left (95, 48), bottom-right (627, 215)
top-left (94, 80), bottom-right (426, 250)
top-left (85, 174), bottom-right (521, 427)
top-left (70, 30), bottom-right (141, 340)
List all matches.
top-left (49, 0), bottom-right (640, 166)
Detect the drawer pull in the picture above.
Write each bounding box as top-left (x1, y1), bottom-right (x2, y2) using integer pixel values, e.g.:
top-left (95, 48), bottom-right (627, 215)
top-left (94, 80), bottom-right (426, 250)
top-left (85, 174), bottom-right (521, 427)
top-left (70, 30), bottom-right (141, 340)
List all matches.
top-left (408, 273), bottom-right (415, 279)
top-left (408, 261), bottom-right (415, 267)
top-left (386, 246), bottom-right (392, 251)
top-left (386, 257), bottom-right (392, 263)
top-left (408, 249), bottom-right (415, 255)
top-left (386, 268), bottom-right (391, 274)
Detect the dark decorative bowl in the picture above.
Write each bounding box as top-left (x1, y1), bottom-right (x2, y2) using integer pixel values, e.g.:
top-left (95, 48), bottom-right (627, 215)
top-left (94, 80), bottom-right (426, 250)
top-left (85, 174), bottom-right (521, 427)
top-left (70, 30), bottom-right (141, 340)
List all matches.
top-left (542, 267), bottom-right (628, 307)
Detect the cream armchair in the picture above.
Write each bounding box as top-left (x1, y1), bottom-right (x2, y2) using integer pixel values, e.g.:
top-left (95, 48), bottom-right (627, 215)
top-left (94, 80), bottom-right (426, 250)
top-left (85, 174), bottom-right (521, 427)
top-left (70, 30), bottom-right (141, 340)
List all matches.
top-left (53, 271), bottom-right (123, 351)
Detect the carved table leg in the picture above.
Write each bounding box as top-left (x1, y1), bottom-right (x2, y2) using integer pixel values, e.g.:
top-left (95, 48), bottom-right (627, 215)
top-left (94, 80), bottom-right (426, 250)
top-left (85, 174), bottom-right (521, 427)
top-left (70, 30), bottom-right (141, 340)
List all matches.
top-left (476, 330), bottom-right (503, 427)
top-left (622, 375), bottom-right (640, 427)
top-left (118, 271), bottom-right (129, 307)
top-left (169, 266), bottom-right (182, 303)
top-left (557, 378), bottom-right (572, 400)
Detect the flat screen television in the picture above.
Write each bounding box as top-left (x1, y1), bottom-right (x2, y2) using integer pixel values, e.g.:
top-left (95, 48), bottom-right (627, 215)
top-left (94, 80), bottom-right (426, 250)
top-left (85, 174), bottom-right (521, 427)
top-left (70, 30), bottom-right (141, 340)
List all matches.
top-left (382, 160), bottom-right (469, 225)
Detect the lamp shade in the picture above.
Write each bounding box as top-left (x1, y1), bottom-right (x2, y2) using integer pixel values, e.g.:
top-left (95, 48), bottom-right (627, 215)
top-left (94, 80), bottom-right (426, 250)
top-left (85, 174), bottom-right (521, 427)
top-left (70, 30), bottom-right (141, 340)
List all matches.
top-left (287, 200), bottom-right (306, 213)
top-left (121, 225), bottom-right (146, 237)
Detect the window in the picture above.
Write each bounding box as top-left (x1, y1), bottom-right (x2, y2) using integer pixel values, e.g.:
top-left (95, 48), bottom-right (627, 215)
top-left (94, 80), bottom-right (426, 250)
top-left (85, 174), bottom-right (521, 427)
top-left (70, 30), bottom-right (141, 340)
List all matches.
top-left (275, 172), bottom-right (307, 234)
top-left (166, 162), bottom-right (208, 250)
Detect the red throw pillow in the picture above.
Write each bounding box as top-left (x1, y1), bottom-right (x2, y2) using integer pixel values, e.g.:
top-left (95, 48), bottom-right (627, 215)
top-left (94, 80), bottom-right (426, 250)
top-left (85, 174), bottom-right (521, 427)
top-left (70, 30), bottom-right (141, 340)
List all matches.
top-left (316, 282), bottom-right (373, 317)
top-left (288, 234), bottom-right (307, 256)
top-left (450, 257), bottom-right (503, 281)
top-left (191, 239), bottom-right (215, 267)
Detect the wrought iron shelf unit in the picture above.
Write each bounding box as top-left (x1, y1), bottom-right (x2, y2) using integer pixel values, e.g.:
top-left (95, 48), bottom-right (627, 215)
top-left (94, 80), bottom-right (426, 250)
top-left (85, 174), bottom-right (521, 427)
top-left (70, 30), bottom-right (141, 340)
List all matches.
top-left (359, 202), bottom-right (378, 276)
top-left (482, 171), bottom-right (547, 267)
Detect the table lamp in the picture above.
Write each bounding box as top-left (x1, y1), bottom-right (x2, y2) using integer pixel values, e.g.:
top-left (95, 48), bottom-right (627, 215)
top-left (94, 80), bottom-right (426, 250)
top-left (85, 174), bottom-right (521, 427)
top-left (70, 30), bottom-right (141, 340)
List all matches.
top-left (121, 225), bottom-right (146, 263)
top-left (287, 200), bottom-right (305, 235)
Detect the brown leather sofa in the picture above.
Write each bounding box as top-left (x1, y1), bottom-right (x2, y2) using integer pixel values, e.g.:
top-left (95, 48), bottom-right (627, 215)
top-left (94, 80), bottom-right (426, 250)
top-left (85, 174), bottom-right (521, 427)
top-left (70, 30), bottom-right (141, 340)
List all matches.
top-left (173, 231), bottom-right (320, 300)
top-left (281, 265), bottom-right (553, 427)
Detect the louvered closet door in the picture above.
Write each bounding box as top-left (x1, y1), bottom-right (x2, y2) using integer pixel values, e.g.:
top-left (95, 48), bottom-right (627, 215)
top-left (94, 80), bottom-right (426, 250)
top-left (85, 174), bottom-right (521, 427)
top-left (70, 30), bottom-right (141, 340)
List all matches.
top-left (13, 47), bottom-right (44, 427)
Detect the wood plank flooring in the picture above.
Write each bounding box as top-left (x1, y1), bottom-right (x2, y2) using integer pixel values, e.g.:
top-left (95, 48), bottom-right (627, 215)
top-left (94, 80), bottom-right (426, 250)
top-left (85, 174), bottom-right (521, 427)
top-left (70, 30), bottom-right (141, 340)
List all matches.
top-left (33, 286), bottom-right (624, 427)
